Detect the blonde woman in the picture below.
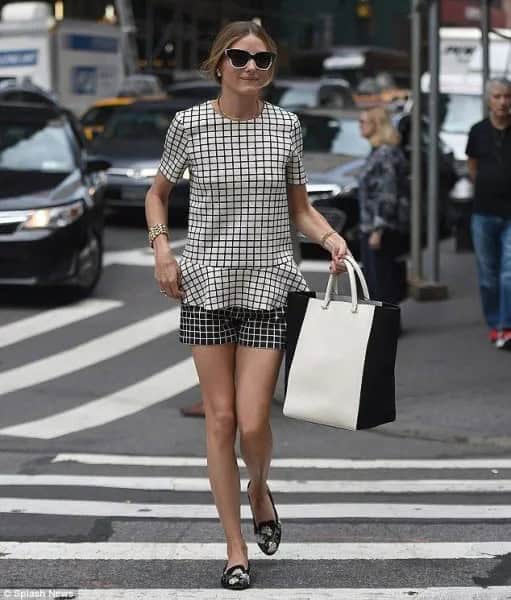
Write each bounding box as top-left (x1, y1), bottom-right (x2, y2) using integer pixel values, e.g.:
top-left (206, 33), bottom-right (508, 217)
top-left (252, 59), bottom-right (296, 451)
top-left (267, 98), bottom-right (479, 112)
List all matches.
top-left (145, 21), bottom-right (349, 590)
top-left (358, 107), bottom-right (409, 308)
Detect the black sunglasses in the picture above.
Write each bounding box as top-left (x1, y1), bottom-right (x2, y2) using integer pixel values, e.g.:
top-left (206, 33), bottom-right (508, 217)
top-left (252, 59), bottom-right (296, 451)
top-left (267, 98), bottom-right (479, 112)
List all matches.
top-left (224, 48), bottom-right (276, 70)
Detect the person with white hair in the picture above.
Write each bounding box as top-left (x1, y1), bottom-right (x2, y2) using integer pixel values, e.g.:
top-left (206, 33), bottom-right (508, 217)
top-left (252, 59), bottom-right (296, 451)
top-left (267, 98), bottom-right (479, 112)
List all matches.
top-left (466, 78), bottom-right (511, 350)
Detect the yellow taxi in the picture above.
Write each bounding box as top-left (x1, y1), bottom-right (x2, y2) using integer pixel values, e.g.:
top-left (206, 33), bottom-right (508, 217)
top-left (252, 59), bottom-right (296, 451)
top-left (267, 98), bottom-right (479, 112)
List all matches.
top-left (80, 97), bottom-right (136, 141)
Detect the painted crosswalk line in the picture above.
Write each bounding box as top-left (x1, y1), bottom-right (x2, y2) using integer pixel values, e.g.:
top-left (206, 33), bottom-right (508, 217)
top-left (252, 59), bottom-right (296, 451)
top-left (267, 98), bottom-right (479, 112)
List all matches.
top-left (104, 239), bottom-right (187, 267)
top-left (0, 498), bottom-right (509, 519)
top-left (0, 299), bottom-right (123, 348)
top-left (51, 453), bottom-right (511, 470)
top-left (0, 358), bottom-right (197, 439)
top-left (1, 588), bottom-right (508, 600)
top-left (1, 474), bottom-right (510, 493)
top-left (0, 307), bottom-right (180, 398)
top-left (0, 541), bottom-right (509, 561)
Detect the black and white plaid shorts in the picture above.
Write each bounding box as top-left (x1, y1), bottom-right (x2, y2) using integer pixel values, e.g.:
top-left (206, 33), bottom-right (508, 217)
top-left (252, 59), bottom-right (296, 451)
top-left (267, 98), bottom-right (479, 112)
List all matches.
top-left (179, 303), bottom-right (287, 349)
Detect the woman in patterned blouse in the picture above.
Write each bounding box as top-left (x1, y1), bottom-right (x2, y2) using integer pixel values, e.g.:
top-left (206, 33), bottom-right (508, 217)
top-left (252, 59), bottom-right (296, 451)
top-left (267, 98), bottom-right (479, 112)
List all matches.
top-left (358, 107), bottom-right (409, 307)
top-left (145, 20), bottom-right (351, 590)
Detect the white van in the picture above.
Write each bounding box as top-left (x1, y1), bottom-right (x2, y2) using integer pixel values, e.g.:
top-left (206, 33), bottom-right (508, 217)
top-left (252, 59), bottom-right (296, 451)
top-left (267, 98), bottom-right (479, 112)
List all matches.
top-left (422, 27), bottom-right (511, 161)
top-left (0, 1), bottom-right (125, 115)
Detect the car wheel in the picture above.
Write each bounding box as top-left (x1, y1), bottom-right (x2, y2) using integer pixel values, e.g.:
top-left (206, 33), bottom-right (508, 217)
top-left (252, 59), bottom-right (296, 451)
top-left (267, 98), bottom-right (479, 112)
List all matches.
top-left (71, 231), bottom-right (103, 298)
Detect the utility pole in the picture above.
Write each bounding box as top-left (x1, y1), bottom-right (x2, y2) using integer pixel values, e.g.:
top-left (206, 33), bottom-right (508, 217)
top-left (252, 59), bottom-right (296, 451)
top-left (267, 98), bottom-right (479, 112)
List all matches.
top-left (114, 0), bottom-right (139, 75)
top-left (409, 0), bottom-right (423, 291)
top-left (409, 0), bottom-right (448, 301)
top-left (481, 0), bottom-right (490, 117)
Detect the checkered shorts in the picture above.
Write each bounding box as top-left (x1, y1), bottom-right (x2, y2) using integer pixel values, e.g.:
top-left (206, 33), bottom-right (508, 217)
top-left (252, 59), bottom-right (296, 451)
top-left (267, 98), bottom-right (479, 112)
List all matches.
top-left (179, 303), bottom-right (287, 349)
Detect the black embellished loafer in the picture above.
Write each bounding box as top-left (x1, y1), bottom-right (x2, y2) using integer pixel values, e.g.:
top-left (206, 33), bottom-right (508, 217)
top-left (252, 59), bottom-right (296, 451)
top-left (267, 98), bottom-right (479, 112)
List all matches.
top-left (247, 480), bottom-right (282, 556)
top-left (220, 561), bottom-right (251, 590)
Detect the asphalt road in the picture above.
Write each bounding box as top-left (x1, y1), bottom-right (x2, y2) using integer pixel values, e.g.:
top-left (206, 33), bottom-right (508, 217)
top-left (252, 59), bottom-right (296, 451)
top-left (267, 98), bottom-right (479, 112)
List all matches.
top-left (0, 213), bottom-right (510, 599)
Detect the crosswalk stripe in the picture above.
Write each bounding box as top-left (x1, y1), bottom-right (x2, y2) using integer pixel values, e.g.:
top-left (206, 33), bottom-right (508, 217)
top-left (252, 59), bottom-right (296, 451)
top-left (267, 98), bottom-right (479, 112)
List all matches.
top-left (0, 358), bottom-right (198, 439)
top-left (103, 245), bottom-right (329, 274)
top-left (50, 453), bottom-right (511, 470)
top-left (104, 240), bottom-right (187, 267)
top-left (1, 474), bottom-right (510, 493)
top-left (3, 588), bottom-right (508, 599)
top-left (0, 498), bottom-right (509, 519)
top-left (0, 307), bottom-right (180, 398)
top-left (0, 299), bottom-right (123, 349)
top-left (0, 541), bottom-right (508, 560)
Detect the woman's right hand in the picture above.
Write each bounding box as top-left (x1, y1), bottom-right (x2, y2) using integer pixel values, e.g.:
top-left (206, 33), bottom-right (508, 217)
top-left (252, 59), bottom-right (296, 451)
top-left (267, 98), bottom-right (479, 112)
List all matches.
top-left (154, 251), bottom-right (185, 300)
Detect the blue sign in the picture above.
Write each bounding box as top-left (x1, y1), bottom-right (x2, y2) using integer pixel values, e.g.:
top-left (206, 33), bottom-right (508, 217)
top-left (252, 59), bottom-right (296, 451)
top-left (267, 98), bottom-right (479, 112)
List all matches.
top-left (0, 49), bottom-right (38, 67)
top-left (65, 34), bottom-right (118, 53)
top-left (71, 66), bottom-right (97, 95)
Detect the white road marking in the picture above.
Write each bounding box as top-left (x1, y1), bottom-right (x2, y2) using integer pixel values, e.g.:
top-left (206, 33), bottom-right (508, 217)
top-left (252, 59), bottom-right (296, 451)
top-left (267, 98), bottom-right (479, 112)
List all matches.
top-left (0, 541), bottom-right (508, 561)
top-left (1, 589), bottom-right (508, 599)
top-left (2, 474), bottom-right (511, 493)
top-left (104, 239), bottom-right (186, 267)
top-left (0, 299), bottom-right (123, 349)
top-left (0, 307), bottom-right (180, 398)
top-left (0, 498), bottom-right (509, 519)
top-left (0, 358), bottom-right (198, 439)
top-left (51, 454), bottom-right (511, 470)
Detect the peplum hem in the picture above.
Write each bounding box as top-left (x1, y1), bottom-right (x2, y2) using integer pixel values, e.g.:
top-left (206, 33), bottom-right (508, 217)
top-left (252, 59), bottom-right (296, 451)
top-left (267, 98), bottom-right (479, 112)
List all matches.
top-left (177, 256), bottom-right (311, 311)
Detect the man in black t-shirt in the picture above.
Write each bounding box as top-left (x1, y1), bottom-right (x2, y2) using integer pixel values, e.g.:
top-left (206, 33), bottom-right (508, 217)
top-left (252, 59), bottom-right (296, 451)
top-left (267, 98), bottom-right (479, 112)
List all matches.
top-left (466, 78), bottom-right (511, 350)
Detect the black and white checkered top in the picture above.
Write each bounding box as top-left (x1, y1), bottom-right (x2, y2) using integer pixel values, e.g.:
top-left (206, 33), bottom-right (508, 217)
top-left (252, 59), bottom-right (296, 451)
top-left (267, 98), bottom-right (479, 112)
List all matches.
top-left (158, 99), bottom-right (311, 310)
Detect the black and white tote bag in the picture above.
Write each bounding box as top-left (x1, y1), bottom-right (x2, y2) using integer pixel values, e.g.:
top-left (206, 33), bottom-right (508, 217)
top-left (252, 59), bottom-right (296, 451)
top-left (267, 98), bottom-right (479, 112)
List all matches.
top-left (283, 255), bottom-right (399, 431)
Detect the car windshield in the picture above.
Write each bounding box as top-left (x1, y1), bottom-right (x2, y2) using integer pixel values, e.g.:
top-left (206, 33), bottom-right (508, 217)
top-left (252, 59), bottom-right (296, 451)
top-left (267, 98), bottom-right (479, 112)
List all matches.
top-left (101, 108), bottom-right (174, 140)
top-left (441, 94), bottom-right (482, 134)
top-left (298, 113), bottom-right (371, 157)
top-left (0, 118), bottom-right (74, 172)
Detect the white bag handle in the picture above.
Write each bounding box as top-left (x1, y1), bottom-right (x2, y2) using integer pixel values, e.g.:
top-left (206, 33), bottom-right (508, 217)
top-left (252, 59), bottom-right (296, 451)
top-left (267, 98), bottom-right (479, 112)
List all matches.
top-left (321, 255), bottom-right (370, 313)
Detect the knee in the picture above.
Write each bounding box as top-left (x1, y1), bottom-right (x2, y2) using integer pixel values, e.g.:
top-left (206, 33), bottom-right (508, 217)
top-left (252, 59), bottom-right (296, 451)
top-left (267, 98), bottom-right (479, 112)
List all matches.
top-left (238, 420), bottom-right (269, 446)
top-left (206, 408), bottom-right (237, 443)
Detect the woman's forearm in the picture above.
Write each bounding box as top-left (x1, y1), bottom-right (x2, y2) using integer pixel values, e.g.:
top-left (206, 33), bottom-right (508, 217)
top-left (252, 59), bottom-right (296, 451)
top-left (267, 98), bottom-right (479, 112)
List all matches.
top-left (291, 205), bottom-right (339, 248)
top-left (145, 184), bottom-right (173, 257)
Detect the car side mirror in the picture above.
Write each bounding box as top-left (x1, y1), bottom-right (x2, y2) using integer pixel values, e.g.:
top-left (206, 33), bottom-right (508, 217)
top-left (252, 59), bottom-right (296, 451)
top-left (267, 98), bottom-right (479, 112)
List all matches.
top-left (85, 157), bottom-right (111, 173)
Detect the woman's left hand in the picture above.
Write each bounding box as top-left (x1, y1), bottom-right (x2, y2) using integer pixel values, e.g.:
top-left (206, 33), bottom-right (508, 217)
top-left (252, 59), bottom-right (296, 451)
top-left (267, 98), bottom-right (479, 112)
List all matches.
top-left (326, 234), bottom-right (351, 274)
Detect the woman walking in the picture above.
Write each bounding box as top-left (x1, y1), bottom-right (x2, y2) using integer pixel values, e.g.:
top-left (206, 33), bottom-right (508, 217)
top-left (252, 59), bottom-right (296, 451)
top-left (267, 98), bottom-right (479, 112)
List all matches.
top-left (145, 21), bottom-right (349, 590)
top-left (358, 107), bottom-right (409, 308)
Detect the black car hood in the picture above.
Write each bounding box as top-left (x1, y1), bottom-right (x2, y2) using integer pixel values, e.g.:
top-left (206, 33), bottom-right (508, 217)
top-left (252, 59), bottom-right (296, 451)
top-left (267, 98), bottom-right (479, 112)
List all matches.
top-left (0, 169), bottom-right (85, 210)
top-left (89, 139), bottom-right (162, 164)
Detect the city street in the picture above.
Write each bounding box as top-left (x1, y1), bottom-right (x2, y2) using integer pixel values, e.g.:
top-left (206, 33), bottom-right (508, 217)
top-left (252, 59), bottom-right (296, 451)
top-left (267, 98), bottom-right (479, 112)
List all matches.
top-left (0, 216), bottom-right (510, 598)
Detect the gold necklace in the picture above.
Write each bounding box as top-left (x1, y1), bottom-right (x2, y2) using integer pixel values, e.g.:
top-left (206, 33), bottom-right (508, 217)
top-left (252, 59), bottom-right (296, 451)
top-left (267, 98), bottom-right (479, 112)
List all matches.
top-left (216, 96), bottom-right (262, 121)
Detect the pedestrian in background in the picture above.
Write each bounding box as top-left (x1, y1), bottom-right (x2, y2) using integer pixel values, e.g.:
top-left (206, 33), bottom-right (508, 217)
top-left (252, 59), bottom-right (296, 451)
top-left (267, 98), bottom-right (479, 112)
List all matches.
top-left (466, 78), bottom-right (511, 350)
top-left (358, 107), bottom-right (409, 311)
top-left (145, 20), bottom-right (350, 590)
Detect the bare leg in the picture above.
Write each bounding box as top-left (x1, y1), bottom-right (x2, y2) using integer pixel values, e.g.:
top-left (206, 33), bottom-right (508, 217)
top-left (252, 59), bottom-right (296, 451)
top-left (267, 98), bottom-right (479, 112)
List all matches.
top-left (191, 343), bottom-right (247, 568)
top-left (235, 345), bottom-right (284, 522)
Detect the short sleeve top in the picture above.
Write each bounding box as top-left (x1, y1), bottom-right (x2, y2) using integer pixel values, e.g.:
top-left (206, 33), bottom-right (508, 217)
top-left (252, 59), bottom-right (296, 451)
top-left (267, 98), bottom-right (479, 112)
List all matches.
top-left (158, 100), bottom-right (311, 311)
top-left (466, 118), bottom-right (511, 218)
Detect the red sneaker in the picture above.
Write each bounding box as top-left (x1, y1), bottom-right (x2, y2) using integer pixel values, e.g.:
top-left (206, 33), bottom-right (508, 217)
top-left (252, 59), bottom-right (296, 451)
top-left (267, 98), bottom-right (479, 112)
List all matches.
top-left (496, 329), bottom-right (511, 350)
top-left (489, 328), bottom-right (500, 344)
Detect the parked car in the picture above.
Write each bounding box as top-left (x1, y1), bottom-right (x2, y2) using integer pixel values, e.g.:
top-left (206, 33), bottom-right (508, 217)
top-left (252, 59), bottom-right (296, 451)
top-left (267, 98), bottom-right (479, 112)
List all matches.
top-left (167, 80), bottom-right (220, 102)
top-left (0, 100), bottom-right (110, 297)
top-left (89, 98), bottom-right (194, 221)
top-left (264, 78), bottom-right (356, 110)
top-left (167, 77), bottom-right (356, 110)
top-left (80, 96), bottom-right (136, 141)
top-left (117, 74), bottom-right (166, 98)
top-left (296, 107), bottom-right (458, 259)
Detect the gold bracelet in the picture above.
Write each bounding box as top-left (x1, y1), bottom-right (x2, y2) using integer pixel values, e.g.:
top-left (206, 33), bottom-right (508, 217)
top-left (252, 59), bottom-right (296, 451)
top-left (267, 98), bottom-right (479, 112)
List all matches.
top-left (320, 230), bottom-right (336, 248)
top-left (148, 223), bottom-right (169, 248)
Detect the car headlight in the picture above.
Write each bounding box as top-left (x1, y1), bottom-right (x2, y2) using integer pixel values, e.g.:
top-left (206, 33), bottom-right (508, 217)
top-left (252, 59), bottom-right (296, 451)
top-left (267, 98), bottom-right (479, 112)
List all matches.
top-left (22, 200), bottom-right (85, 229)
